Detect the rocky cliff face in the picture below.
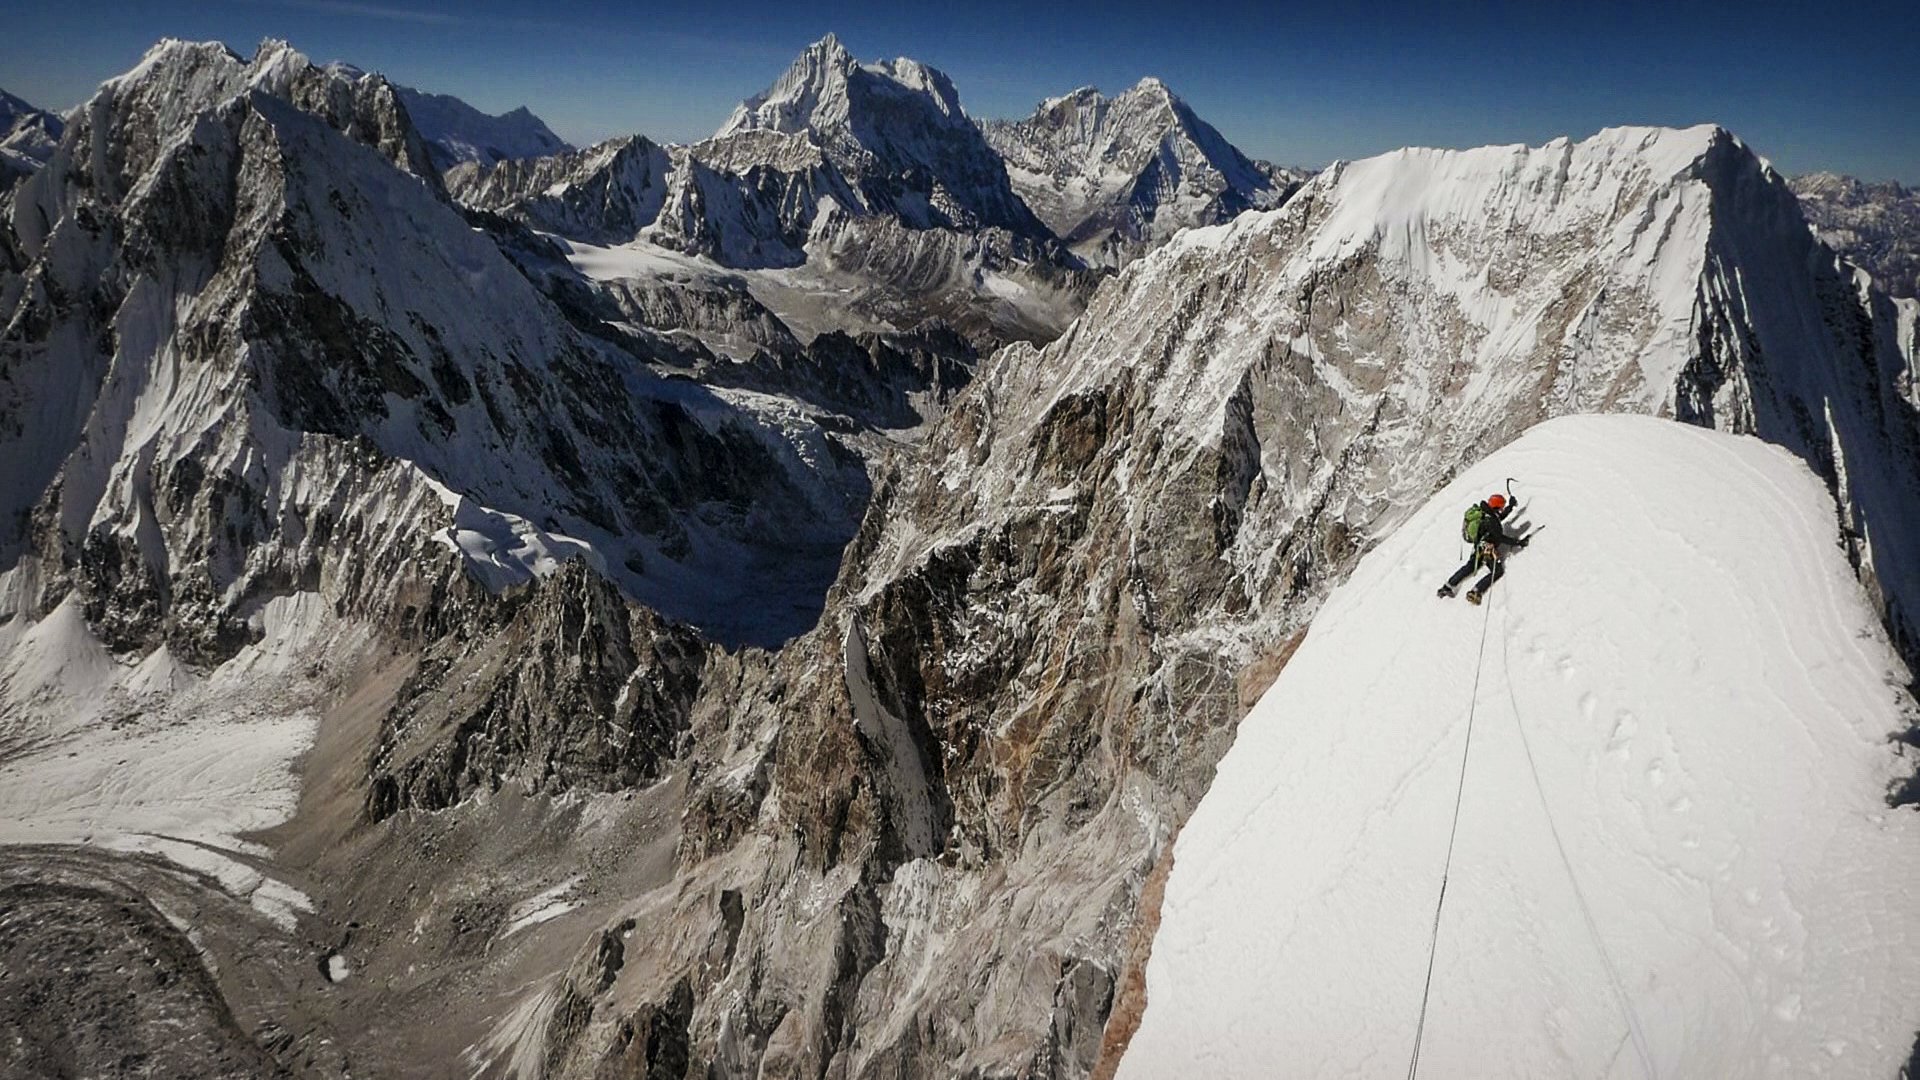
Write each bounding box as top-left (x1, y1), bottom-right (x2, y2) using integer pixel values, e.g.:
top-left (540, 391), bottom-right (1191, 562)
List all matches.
top-left (982, 79), bottom-right (1307, 267)
top-left (447, 135), bottom-right (674, 246)
top-left (1792, 170), bottom-right (1920, 299)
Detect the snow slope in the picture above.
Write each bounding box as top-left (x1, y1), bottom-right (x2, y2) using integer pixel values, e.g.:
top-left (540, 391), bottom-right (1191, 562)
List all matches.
top-left (1119, 414), bottom-right (1920, 1078)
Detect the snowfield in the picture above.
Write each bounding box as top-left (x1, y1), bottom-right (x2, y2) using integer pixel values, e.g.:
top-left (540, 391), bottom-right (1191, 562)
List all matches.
top-left (1119, 414), bottom-right (1920, 1078)
top-left (0, 591), bottom-right (343, 929)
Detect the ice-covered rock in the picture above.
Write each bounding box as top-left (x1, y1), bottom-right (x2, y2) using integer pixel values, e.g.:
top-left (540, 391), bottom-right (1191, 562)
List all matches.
top-left (719, 33), bottom-right (1047, 238)
top-left (446, 133), bottom-right (671, 245)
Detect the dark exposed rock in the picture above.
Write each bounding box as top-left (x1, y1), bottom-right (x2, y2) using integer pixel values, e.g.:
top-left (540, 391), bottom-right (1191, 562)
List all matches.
top-left (0, 882), bottom-right (287, 1080)
top-left (596, 979), bottom-right (694, 1080)
top-left (367, 561), bottom-right (708, 819)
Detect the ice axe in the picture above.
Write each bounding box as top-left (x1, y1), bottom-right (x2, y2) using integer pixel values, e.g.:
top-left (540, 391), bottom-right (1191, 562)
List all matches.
top-left (1504, 479), bottom-right (1548, 545)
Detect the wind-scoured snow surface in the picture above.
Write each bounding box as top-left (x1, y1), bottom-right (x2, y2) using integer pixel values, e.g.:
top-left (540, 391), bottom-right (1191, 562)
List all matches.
top-left (1119, 415), bottom-right (1920, 1079)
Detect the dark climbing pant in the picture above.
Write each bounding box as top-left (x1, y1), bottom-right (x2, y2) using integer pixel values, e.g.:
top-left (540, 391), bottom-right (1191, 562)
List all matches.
top-left (1446, 548), bottom-right (1505, 595)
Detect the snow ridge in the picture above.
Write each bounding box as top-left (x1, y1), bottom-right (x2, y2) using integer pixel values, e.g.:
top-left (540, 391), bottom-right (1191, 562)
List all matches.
top-left (1120, 415), bottom-right (1920, 1078)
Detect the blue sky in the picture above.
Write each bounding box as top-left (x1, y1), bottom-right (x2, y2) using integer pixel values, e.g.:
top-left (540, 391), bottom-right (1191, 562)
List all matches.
top-left (3, 0), bottom-right (1914, 182)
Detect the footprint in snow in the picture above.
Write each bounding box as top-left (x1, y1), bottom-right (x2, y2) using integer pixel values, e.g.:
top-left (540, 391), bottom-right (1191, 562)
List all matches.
top-left (1608, 711), bottom-right (1637, 758)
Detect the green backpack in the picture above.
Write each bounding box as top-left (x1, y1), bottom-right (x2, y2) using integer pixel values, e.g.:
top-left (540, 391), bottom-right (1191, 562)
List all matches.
top-left (1462, 503), bottom-right (1490, 544)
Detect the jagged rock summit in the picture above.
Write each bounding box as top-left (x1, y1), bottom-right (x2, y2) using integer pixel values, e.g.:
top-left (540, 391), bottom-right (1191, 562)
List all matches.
top-left (983, 76), bottom-right (1305, 265)
top-left (448, 34), bottom-right (1094, 352)
top-left (717, 32), bottom-right (1047, 237)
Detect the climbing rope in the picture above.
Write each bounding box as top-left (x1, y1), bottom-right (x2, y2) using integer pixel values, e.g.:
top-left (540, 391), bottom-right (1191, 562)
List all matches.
top-left (1405, 590), bottom-right (1496, 1080)
top-left (1407, 495), bottom-right (1653, 1078)
top-left (1500, 619), bottom-right (1658, 1080)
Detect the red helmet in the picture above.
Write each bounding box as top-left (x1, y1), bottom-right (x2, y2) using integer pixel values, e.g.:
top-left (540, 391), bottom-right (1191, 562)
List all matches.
top-left (1487, 494), bottom-right (1507, 510)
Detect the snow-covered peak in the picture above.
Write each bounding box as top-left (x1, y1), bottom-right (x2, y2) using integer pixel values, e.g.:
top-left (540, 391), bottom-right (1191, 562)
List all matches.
top-left (47, 37), bottom-right (442, 202)
top-left (0, 88), bottom-right (55, 130)
top-left (1295, 123), bottom-right (1731, 266)
top-left (2, 36), bottom-right (869, 650)
top-left (1118, 414), bottom-right (1920, 1077)
top-left (980, 74), bottom-right (1301, 264)
top-left (714, 34), bottom-right (1046, 236)
top-left (0, 87), bottom-right (63, 180)
top-left (717, 33), bottom-right (858, 137)
top-left (390, 84), bottom-right (572, 171)
top-left (245, 37), bottom-right (314, 92)
top-left (1037, 85), bottom-right (1102, 114)
top-left (719, 33), bottom-right (973, 140)
top-left (105, 37), bottom-right (245, 92)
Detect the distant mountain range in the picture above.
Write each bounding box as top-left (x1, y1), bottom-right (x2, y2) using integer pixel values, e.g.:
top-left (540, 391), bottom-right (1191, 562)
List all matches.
top-left (0, 88), bottom-right (62, 182)
top-left (434, 35), bottom-right (1319, 358)
top-left (1791, 171), bottom-right (1919, 298)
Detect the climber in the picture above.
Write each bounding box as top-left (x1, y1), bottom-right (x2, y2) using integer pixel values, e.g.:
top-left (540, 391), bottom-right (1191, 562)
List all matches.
top-left (1437, 493), bottom-right (1528, 605)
